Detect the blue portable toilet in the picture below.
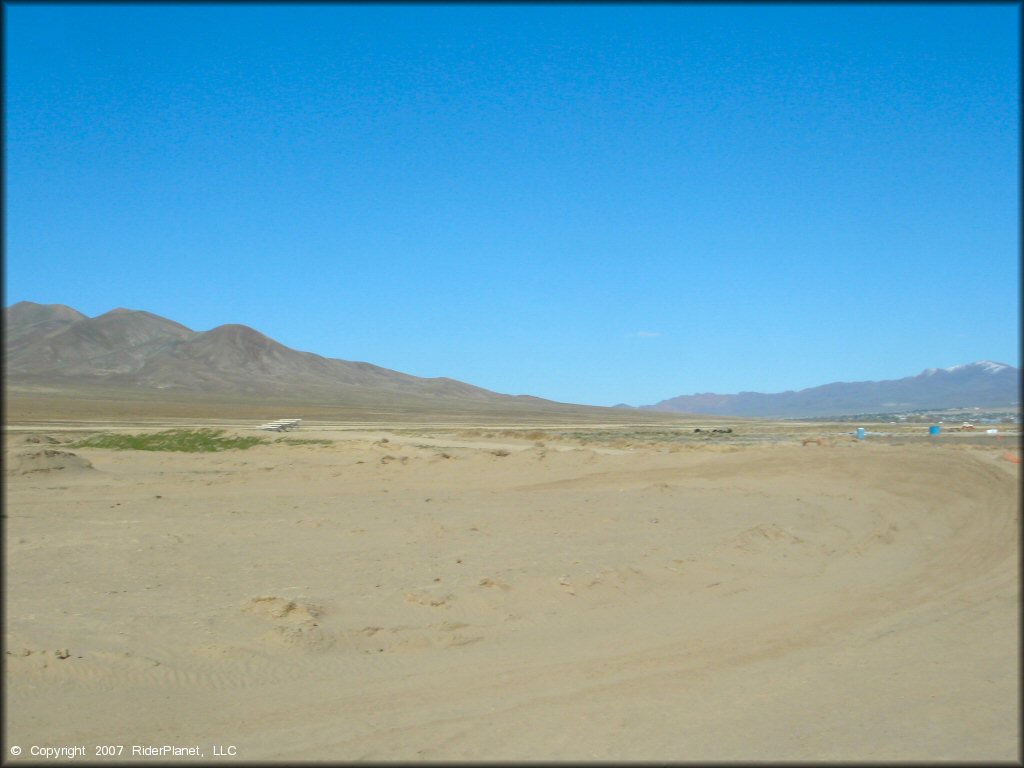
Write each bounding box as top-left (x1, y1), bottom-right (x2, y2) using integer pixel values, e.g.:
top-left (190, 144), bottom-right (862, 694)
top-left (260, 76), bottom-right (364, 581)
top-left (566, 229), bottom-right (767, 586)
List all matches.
top-left (929, 425), bottom-right (941, 436)
top-left (856, 428), bottom-right (866, 440)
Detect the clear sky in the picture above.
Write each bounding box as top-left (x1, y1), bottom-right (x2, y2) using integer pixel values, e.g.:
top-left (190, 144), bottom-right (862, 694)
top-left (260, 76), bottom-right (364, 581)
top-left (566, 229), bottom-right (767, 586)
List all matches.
top-left (5, 3), bottom-right (1019, 406)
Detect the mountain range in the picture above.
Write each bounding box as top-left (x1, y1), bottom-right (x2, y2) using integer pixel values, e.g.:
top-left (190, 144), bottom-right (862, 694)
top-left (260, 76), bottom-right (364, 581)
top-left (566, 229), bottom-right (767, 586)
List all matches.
top-left (632, 361), bottom-right (1020, 418)
top-left (5, 302), bottom-right (1019, 419)
top-left (3, 301), bottom-right (549, 410)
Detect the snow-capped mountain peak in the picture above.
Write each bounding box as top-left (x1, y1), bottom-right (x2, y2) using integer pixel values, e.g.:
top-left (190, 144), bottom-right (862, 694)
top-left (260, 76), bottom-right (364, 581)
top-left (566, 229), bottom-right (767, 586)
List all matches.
top-left (923, 361), bottom-right (1012, 376)
top-left (975, 361), bottom-right (1011, 374)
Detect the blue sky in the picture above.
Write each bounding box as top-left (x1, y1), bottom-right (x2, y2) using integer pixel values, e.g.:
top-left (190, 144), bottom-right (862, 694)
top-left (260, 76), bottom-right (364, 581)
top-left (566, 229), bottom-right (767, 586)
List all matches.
top-left (5, 3), bottom-right (1019, 406)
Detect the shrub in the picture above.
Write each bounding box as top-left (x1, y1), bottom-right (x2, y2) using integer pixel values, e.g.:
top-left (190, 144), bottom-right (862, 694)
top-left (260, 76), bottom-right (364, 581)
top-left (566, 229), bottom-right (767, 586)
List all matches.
top-left (72, 429), bottom-right (264, 453)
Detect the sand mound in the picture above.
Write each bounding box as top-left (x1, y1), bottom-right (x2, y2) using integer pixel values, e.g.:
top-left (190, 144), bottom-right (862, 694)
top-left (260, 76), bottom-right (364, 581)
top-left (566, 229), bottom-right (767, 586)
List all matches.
top-left (244, 596), bottom-right (331, 650)
top-left (9, 449), bottom-right (94, 475)
top-left (10, 433), bottom-right (61, 446)
top-left (245, 595), bottom-right (322, 623)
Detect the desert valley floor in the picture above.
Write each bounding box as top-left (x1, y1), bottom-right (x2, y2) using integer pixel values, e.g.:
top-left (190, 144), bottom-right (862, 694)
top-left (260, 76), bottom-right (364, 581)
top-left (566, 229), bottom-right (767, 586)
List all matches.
top-left (4, 416), bottom-right (1020, 761)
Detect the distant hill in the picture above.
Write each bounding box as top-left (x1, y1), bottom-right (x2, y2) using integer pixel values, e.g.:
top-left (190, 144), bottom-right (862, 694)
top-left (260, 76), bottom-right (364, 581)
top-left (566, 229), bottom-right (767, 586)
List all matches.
top-left (3, 301), bottom-right (551, 408)
top-left (635, 362), bottom-right (1021, 418)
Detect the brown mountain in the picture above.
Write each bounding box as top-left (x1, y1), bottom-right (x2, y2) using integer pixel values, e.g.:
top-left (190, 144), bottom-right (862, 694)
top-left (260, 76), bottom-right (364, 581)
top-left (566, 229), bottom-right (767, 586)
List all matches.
top-left (130, 322), bottom-right (501, 400)
top-left (6, 307), bottom-right (195, 377)
top-left (3, 302), bottom-right (551, 408)
top-left (5, 301), bottom-right (88, 351)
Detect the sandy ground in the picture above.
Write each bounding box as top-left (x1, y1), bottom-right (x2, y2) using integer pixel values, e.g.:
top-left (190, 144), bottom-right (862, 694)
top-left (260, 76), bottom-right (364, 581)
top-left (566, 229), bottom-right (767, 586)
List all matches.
top-left (4, 422), bottom-right (1020, 762)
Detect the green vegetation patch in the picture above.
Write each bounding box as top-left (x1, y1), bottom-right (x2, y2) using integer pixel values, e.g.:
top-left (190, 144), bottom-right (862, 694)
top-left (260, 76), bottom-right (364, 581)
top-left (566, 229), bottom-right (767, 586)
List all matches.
top-left (274, 437), bottom-right (333, 445)
top-left (72, 429), bottom-right (265, 452)
top-left (552, 429), bottom-right (689, 444)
